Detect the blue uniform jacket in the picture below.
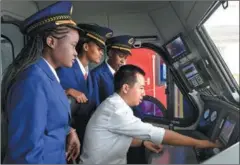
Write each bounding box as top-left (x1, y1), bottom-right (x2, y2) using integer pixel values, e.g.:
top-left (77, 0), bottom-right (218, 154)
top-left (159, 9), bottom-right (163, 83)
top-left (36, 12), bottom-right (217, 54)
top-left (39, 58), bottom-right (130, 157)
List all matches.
top-left (57, 59), bottom-right (93, 100)
top-left (56, 59), bottom-right (96, 146)
top-left (4, 58), bottom-right (71, 164)
top-left (91, 62), bottom-right (143, 119)
top-left (91, 62), bottom-right (114, 106)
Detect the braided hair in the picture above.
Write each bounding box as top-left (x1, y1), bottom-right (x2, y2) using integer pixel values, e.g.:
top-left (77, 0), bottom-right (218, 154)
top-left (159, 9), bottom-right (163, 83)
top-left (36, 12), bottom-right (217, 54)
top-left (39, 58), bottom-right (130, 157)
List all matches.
top-left (1, 26), bottom-right (71, 113)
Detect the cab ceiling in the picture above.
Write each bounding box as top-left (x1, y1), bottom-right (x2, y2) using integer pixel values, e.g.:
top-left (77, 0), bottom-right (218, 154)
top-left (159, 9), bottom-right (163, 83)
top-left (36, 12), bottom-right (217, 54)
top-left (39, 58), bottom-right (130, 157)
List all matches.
top-left (35, 1), bottom-right (214, 43)
top-left (35, 1), bottom-right (170, 14)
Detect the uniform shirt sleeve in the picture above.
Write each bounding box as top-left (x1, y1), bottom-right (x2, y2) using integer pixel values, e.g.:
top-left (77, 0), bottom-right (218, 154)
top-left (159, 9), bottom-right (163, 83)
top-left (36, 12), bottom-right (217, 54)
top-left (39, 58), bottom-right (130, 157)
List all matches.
top-left (107, 107), bottom-right (165, 145)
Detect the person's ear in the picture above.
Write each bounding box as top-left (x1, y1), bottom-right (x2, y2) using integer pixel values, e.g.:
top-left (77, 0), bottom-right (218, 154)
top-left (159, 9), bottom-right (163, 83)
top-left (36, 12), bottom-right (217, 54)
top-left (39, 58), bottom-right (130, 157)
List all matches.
top-left (108, 49), bottom-right (113, 58)
top-left (122, 84), bottom-right (129, 94)
top-left (83, 43), bottom-right (89, 51)
top-left (46, 36), bottom-right (57, 49)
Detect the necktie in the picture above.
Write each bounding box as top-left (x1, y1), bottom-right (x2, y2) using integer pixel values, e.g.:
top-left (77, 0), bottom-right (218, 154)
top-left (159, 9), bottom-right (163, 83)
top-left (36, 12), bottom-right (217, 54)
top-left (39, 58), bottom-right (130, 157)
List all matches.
top-left (84, 73), bottom-right (88, 80)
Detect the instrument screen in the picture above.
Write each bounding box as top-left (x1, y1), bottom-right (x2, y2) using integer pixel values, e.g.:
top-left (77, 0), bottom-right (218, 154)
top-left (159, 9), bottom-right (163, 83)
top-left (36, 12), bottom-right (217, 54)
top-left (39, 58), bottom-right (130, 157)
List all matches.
top-left (219, 119), bottom-right (236, 145)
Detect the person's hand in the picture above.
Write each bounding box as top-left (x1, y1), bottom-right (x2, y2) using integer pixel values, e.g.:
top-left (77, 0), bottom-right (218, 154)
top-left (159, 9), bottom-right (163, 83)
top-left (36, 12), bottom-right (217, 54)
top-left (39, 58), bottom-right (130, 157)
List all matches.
top-left (195, 140), bottom-right (222, 149)
top-left (66, 128), bottom-right (81, 161)
top-left (66, 88), bottom-right (88, 103)
top-left (143, 141), bottom-right (164, 153)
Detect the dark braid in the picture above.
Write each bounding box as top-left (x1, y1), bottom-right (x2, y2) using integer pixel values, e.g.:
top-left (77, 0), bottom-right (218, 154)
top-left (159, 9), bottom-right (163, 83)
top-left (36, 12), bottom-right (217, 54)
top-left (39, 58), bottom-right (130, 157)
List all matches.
top-left (1, 25), bottom-right (71, 113)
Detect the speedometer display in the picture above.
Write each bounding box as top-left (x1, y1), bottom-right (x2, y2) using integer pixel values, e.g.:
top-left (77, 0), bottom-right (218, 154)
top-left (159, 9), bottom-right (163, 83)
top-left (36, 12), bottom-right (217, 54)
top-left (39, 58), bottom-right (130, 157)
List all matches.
top-left (210, 111), bottom-right (217, 122)
top-left (204, 109), bottom-right (210, 119)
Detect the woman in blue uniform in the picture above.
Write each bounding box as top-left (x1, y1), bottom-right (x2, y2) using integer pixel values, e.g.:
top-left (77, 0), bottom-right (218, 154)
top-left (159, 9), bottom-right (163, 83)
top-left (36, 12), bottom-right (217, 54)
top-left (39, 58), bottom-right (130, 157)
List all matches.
top-left (91, 35), bottom-right (134, 106)
top-left (91, 35), bottom-right (144, 118)
top-left (56, 23), bottom-right (113, 148)
top-left (1, 1), bottom-right (82, 163)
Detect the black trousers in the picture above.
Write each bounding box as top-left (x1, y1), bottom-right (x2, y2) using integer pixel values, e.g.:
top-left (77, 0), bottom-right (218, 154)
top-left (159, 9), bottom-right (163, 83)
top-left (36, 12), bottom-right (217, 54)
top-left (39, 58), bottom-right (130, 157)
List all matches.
top-left (71, 101), bottom-right (96, 153)
top-left (67, 101), bottom-right (96, 164)
top-left (127, 146), bottom-right (147, 164)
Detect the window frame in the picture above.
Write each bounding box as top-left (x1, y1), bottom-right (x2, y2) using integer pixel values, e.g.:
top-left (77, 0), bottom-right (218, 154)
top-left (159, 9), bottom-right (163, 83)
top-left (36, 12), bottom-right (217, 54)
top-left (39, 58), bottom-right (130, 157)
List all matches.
top-left (140, 43), bottom-right (200, 127)
top-left (1, 34), bottom-right (15, 74)
top-left (196, 1), bottom-right (240, 99)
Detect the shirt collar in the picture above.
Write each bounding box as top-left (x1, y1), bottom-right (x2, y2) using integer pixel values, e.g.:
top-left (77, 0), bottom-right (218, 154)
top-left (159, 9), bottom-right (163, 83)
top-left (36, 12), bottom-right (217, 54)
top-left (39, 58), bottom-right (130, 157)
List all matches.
top-left (76, 58), bottom-right (88, 75)
top-left (42, 57), bottom-right (60, 83)
top-left (112, 92), bottom-right (131, 108)
top-left (106, 60), bottom-right (115, 75)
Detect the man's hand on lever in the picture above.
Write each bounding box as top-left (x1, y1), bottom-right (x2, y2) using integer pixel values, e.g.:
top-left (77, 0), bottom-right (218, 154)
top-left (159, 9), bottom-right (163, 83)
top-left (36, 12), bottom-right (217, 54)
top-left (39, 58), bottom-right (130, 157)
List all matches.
top-left (66, 128), bottom-right (81, 161)
top-left (65, 88), bottom-right (88, 103)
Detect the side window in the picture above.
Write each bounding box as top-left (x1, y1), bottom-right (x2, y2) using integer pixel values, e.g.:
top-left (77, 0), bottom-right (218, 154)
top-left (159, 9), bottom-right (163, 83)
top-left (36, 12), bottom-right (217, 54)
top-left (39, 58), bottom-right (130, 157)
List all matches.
top-left (127, 48), bottom-right (197, 123)
top-left (1, 35), bottom-right (14, 76)
top-left (127, 48), bottom-right (167, 118)
top-left (1, 23), bottom-right (23, 89)
top-left (1, 23), bottom-right (24, 58)
top-left (199, 1), bottom-right (239, 85)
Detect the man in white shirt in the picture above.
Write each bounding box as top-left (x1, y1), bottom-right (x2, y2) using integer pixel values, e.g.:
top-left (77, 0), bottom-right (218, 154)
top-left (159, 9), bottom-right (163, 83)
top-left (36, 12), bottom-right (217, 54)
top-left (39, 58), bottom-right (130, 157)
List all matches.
top-left (80, 64), bottom-right (220, 164)
top-left (90, 35), bottom-right (159, 163)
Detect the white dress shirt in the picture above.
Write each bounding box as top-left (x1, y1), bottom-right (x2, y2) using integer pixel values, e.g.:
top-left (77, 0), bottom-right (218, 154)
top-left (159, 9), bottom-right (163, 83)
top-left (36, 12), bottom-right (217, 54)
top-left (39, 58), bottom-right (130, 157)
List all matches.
top-left (80, 93), bottom-right (165, 164)
top-left (42, 57), bottom-right (60, 83)
top-left (106, 60), bottom-right (115, 76)
top-left (76, 58), bottom-right (89, 76)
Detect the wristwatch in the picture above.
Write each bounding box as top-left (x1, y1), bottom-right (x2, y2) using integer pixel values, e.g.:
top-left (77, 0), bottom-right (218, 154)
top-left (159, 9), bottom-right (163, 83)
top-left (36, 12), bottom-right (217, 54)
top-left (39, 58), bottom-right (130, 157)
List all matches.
top-left (141, 140), bottom-right (145, 147)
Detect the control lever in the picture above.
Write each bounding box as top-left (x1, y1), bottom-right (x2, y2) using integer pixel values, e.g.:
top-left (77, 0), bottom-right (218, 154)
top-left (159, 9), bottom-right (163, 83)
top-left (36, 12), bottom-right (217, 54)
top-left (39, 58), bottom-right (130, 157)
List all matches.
top-left (168, 123), bottom-right (175, 148)
top-left (213, 148), bottom-right (220, 154)
top-left (169, 123), bottom-right (174, 130)
top-left (195, 147), bottom-right (216, 162)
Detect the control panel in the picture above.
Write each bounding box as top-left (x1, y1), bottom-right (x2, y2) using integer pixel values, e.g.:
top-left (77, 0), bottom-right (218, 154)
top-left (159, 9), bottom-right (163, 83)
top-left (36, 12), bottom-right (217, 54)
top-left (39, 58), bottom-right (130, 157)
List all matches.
top-left (163, 33), bottom-right (191, 63)
top-left (197, 108), bottom-right (219, 138)
top-left (181, 63), bottom-right (205, 88)
top-left (217, 115), bottom-right (239, 148)
top-left (178, 59), bottom-right (213, 93)
top-left (162, 32), bottom-right (220, 97)
top-left (218, 116), bottom-right (236, 146)
top-left (195, 100), bottom-right (239, 163)
top-left (196, 114), bottom-right (239, 162)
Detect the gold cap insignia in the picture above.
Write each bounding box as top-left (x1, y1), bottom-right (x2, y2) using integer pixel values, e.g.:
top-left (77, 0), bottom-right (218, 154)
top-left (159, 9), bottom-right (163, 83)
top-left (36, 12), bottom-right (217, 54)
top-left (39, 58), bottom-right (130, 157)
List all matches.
top-left (70, 6), bottom-right (73, 15)
top-left (106, 32), bottom-right (113, 38)
top-left (128, 38), bottom-right (134, 45)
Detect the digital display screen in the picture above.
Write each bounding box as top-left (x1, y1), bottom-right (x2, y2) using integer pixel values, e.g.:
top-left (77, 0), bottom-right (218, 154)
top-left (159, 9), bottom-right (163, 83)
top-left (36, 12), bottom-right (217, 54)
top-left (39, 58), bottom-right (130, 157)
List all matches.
top-left (165, 36), bottom-right (189, 59)
top-left (160, 63), bottom-right (167, 82)
top-left (219, 119), bottom-right (236, 144)
top-left (182, 63), bottom-right (198, 79)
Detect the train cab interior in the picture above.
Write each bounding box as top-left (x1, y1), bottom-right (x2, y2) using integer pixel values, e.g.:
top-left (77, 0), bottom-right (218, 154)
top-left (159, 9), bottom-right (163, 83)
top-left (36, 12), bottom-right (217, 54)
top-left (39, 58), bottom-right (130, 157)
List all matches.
top-left (1, 0), bottom-right (239, 164)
